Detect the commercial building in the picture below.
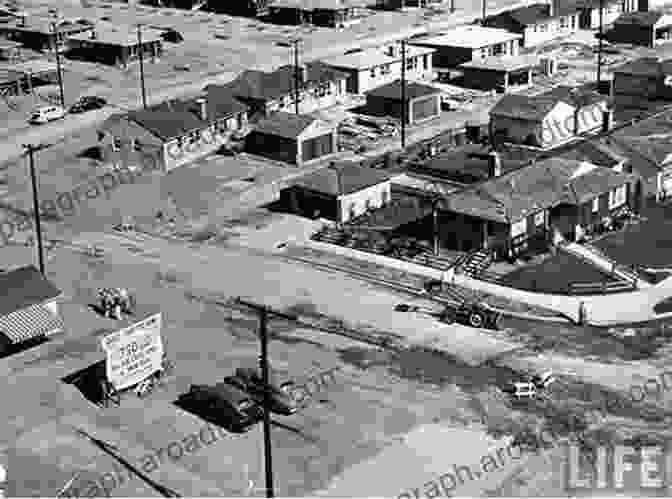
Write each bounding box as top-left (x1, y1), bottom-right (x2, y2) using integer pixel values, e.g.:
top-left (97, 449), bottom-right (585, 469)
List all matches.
top-left (0, 265), bottom-right (64, 355)
top-left (607, 11), bottom-right (672, 47)
top-left (489, 87), bottom-right (610, 148)
top-left (67, 27), bottom-right (163, 67)
top-left (365, 80), bottom-right (441, 125)
top-left (281, 162), bottom-right (392, 222)
top-left (459, 55), bottom-right (537, 92)
top-left (213, 62), bottom-right (348, 119)
top-left (245, 112), bottom-right (338, 165)
top-left (268, 0), bottom-right (369, 27)
top-left (576, 0), bottom-right (637, 29)
top-left (324, 42), bottom-right (435, 94)
top-left (612, 57), bottom-right (672, 103)
top-left (483, 1), bottom-right (580, 47)
top-left (409, 26), bottom-right (522, 73)
top-left (0, 18), bottom-right (93, 51)
top-left (99, 89), bottom-right (249, 172)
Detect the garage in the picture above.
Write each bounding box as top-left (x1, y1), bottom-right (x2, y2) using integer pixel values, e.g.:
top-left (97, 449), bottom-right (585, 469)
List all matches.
top-left (365, 80), bottom-right (441, 125)
top-left (245, 112), bottom-right (337, 166)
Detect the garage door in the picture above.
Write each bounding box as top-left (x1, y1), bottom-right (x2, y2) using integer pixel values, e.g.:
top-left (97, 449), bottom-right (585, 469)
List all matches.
top-left (411, 96), bottom-right (438, 122)
top-left (302, 133), bottom-right (333, 161)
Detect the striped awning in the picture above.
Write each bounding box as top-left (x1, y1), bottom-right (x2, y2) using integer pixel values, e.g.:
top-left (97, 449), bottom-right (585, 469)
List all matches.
top-left (0, 304), bottom-right (64, 344)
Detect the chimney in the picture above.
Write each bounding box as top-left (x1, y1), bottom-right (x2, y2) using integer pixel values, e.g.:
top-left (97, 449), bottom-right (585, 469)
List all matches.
top-left (488, 150), bottom-right (502, 177)
top-left (196, 97), bottom-right (207, 121)
top-left (387, 44), bottom-right (398, 58)
top-left (602, 108), bottom-right (614, 132)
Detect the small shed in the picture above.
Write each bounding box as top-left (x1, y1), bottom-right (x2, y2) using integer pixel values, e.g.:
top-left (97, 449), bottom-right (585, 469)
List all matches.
top-left (245, 112), bottom-right (338, 165)
top-left (365, 80), bottom-right (441, 125)
top-left (459, 54), bottom-right (537, 92)
top-left (281, 162), bottom-right (393, 222)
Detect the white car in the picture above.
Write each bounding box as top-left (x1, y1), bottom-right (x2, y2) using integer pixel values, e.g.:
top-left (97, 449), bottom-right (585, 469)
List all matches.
top-left (29, 105), bottom-right (66, 124)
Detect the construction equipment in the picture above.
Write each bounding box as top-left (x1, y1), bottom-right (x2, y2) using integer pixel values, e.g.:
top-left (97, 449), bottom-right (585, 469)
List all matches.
top-left (96, 287), bottom-right (135, 319)
top-left (394, 299), bottom-right (501, 330)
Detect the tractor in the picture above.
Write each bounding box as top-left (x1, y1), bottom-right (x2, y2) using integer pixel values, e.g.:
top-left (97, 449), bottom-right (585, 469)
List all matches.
top-left (394, 300), bottom-right (501, 330)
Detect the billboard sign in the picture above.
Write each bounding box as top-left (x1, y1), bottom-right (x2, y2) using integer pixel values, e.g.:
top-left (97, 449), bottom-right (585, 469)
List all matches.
top-left (101, 313), bottom-right (163, 390)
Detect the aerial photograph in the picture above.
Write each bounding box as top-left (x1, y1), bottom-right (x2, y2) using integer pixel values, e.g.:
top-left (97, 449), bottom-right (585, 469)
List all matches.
top-left (3, 0), bottom-right (672, 495)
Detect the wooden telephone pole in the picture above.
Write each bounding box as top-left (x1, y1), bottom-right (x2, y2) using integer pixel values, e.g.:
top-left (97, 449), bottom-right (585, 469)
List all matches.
top-left (401, 39), bottom-right (406, 149)
top-left (234, 298), bottom-right (303, 498)
top-left (292, 38), bottom-right (300, 115)
top-left (51, 22), bottom-right (65, 108)
top-left (137, 24), bottom-right (148, 109)
top-left (596, 0), bottom-right (604, 91)
top-left (23, 144), bottom-right (46, 275)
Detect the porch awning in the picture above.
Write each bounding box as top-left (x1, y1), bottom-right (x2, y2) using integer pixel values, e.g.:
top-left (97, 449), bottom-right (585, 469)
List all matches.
top-left (0, 303), bottom-right (64, 344)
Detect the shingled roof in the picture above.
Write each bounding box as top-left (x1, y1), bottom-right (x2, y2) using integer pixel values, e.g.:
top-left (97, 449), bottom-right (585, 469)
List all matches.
top-left (541, 85), bottom-right (607, 108)
top-left (487, 2), bottom-right (580, 27)
top-left (217, 61), bottom-right (347, 102)
top-left (252, 112), bottom-right (335, 139)
top-left (442, 157), bottom-right (633, 223)
top-left (294, 162), bottom-right (392, 196)
top-left (365, 80), bottom-right (440, 100)
top-left (489, 94), bottom-right (562, 121)
top-left (0, 265), bottom-right (61, 317)
top-left (613, 10), bottom-right (664, 26)
top-left (614, 56), bottom-right (672, 77)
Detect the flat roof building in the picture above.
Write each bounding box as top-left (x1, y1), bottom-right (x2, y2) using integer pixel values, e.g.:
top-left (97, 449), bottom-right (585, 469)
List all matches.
top-left (67, 27), bottom-right (163, 66)
top-left (365, 80), bottom-right (441, 125)
top-left (0, 18), bottom-right (94, 51)
top-left (410, 26), bottom-right (522, 71)
top-left (459, 54), bottom-right (537, 92)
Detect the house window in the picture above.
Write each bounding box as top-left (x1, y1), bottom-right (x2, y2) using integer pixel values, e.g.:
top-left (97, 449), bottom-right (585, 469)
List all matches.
top-left (112, 137), bottom-right (122, 151)
top-left (571, 15), bottom-right (577, 29)
top-left (539, 23), bottom-right (548, 32)
top-left (560, 16), bottom-right (567, 28)
top-left (381, 189), bottom-right (389, 204)
top-left (405, 57), bottom-right (417, 70)
top-left (370, 67), bottom-right (376, 78)
top-left (511, 218), bottom-right (527, 237)
top-left (132, 139), bottom-right (142, 151)
top-left (592, 197), bottom-right (599, 213)
top-left (480, 47), bottom-right (488, 58)
top-left (381, 64), bottom-right (391, 75)
top-left (609, 185), bottom-right (627, 208)
top-left (534, 210), bottom-right (545, 226)
top-left (422, 54), bottom-right (429, 70)
top-left (492, 43), bottom-right (504, 55)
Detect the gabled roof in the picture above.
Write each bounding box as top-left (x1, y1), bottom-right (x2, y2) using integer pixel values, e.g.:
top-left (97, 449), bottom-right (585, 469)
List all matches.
top-left (541, 85), bottom-right (607, 108)
top-left (613, 11), bottom-right (664, 26)
top-left (217, 61), bottom-right (348, 102)
top-left (294, 162), bottom-right (392, 196)
top-left (365, 80), bottom-right (440, 100)
top-left (125, 91), bottom-right (248, 141)
top-left (614, 56), bottom-right (672, 77)
top-left (610, 109), bottom-right (672, 168)
top-left (0, 265), bottom-right (61, 317)
top-left (557, 140), bottom-right (625, 169)
top-left (487, 2), bottom-right (579, 27)
top-left (252, 112), bottom-right (333, 139)
top-left (443, 157), bottom-right (632, 223)
top-left (489, 93), bottom-right (563, 122)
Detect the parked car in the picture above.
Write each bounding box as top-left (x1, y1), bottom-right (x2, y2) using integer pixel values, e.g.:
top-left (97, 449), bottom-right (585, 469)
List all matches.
top-left (29, 105), bottom-right (66, 124)
top-left (225, 367), bottom-right (298, 415)
top-left (184, 383), bottom-right (263, 430)
top-left (501, 380), bottom-right (538, 400)
top-left (69, 96), bottom-right (107, 113)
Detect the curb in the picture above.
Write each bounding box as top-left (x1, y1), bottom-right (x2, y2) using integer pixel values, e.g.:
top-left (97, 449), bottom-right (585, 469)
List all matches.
top-left (487, 306), bottom-right (572, 324)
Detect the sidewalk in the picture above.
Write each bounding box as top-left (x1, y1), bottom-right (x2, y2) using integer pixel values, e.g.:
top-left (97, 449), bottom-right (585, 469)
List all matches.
top-left (561, 242), bottom-right (650, 288)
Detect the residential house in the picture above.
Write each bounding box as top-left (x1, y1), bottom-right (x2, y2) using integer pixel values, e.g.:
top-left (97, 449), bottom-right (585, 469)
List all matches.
top-left (576, 0), bottom-right (637, 29)
top-left (607, 11), bottom-right (672, 47)
top-left (365, 80), bottom-right (441, 125)
top-left (439, 157), bottom-right (636, 256)
top-left (324, 42), bottom-right (435, 94)
top-left (0, 60), bottom-right (59, 97)
top-left (268, 0), bottom-right (369, 27)
top-left (0, 18), bottom-right (93, 51)
top-left (612, 57), bottom-right (672, 103)
top-left (409, 26), bottom-right (522, 75)
top-left (606, 109), bottom-right (672, 201)
top-left (489, 87), bottom-right (610, 148)
top-left (213, 62), bottom-right (348, 120)
top-left (67, 27), bottom-right (163, 67)
top-left (0, 265), bottom-right (64, 355)
top-left (281, 162), bottom-right (393, 222)
top-left (204, 0), bottom-right (271, 17)
top-left (483, 1), bottom-right (580, 48)
top-left (459, 55), bottom-right (537, 92)
top-left (98, 89), bottom-right (249, 172)
top-left (245, 112), bottom-right (338, 165)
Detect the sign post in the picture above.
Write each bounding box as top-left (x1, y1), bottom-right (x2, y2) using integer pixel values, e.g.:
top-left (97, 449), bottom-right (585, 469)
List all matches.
top-left (101, 313), bottom-right (163, 391)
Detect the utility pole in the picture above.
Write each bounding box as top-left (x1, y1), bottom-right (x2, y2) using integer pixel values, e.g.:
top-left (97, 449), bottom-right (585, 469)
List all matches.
top-left (329, 162), bottom-right (343, 229)
top-left (51, 22), bottom-right (65, 108)
top-left (401, 39), bottom-right (406, 149)
top-left (450, 0), bottom-right (455, 13)
top-left (482, 0), bottom-right (486, 25)
top-left (137, 24), bottom-right (147, 109)
top-left (23, 144), bottom-right (45, 275)
top-left (596, 0), bottom-right (604, 92)
top-left (292, 38), bottom-right (300, 115)
top-left (234, 297), bottom-right (294, 499)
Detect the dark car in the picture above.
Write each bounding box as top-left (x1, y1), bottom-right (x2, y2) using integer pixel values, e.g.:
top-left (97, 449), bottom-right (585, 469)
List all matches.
top-left (69, 96), bottom-right (107, 113)
top-left (185, 383), bottom-right (263, 430)
top-left (224, 367), bottom-right (297, 415)
top-left (161, 29), bottom-right (183, 43)
top-left (439, 303), bottom-right (501, 330)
